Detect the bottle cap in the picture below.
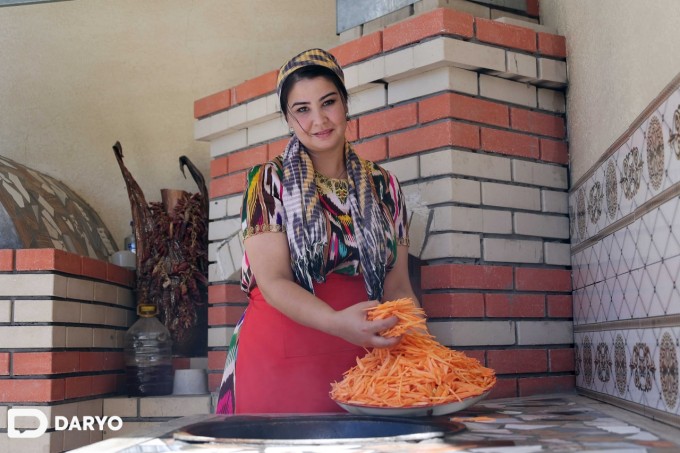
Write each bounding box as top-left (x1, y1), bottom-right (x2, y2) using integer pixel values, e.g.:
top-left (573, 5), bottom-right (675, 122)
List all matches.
top-left (137, 304), bottom-right (158, 317)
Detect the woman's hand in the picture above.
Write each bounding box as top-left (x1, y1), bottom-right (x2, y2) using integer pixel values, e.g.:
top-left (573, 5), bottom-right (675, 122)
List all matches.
top-left (330, 300), bottom-right (400, 348)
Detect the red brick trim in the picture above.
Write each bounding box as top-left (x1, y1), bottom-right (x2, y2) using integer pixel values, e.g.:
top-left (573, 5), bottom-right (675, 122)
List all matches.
top-left (540, 138), bottom-right (569, 164)
top-left (421, 263), bottom-right (514, 291)
top-left (194, 89), bottom-right (233, 119)
top-left (419, 92), bottom-right (510, 128)
top-left (208, 283), bottom-right (248, 304)
top-left (384, 8), bottom-right (474, 52)
top-left (359, 104), bottom-right (418, 139)
top-left (331, 32), bottom-right (383, 67)
top-left (475, 18), bottom-right (537, 53)
top-left (487, 349), bottom-right (548, 374)
top-left (547, 294), bottom-right (573, 317)
top-left (538, 32), bottom-right (567, 58)
top-left (209, 371), bottom-right (222, 392)
top-left (81, 256), bottom-right (108, 280)
top-left (210, 171), bottom-right (247, 198)
top-left (15, 249), bottom-right (82, 274)
top-left (519, 375), bottom-right (575, 396)
top-left (480, 127), bottom-right (540, 159)
top-left (229, 145), bottom-right (268, 173)
top-left (0, 249), bottom-right (14, 271)
top-left (488, 377), bottom-right (516, 399)
top-left (421, 292), bottom-right (485, 318)
top-left (388, 121), bottom-right (480, 158)
top-left (549, 348), bottom-right (575, 372)
top-left (515, 268), bottom-right (572, 292)
top-left (485, 293), bottom-right (546, 317)
top-left (0, 378), bottom-right (65, 403)
top-left (208, 305), bottom-right (247, 326)
top-left (510, 107), bottom-right (566, 139)
top-left (234, 70), bottom-right (278, 104)
top-left (526, 0), bottom-right (540, 17)
top-left (208, 350), bottom-right (227, 371)
top-left (354, 137), bottom-right (388, 162)
top-left (210, 156), bottom-right (229, 179)
top-left (0, 353), bottom-right (9, 375)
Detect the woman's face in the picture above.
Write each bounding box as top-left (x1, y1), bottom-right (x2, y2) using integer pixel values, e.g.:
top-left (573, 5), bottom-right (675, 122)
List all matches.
top-left (286, 76), bottom-right (348, 156)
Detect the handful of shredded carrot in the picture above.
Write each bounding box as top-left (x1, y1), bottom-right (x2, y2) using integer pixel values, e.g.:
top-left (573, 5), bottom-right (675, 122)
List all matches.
top-left (330, 298), bottom-right (496, 408)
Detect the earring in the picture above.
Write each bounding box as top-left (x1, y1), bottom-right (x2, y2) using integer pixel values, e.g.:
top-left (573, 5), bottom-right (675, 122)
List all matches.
top-left (289, 128), bottom-right (294, 136)
top-left (346, 113), bottom-right (350, 121)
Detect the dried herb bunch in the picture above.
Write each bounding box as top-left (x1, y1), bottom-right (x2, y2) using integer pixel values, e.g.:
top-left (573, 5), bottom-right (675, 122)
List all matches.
top-left (113, 142), bottom-right (208, 352)
top-left (145, 191), bottom-right (208, 341)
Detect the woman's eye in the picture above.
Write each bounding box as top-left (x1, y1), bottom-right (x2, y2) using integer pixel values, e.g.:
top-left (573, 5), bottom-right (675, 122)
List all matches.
top-left (295, 106), bottom-right (309, 113)
top-left (323, 99), bottom-right (336, 107)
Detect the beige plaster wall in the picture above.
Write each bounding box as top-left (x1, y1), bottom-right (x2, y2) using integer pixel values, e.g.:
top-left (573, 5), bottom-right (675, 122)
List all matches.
top-left (0, 0), bottom-right (338, 249)
top-left (540, 0), bottom-right (680, 186)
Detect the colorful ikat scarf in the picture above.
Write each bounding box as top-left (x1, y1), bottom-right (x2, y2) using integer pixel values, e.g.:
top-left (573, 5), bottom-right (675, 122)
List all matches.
top-left (282, 137), bottom-right (390, 301)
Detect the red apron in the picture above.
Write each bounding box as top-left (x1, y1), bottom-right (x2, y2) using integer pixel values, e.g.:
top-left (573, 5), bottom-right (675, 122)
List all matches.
top-left (234, 273), bottom-right (367, 414)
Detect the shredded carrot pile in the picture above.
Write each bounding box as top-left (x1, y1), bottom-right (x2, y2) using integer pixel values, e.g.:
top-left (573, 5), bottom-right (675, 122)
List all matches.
top-left (330, 298), bottom-right (496, 408)
top-left (366, 298), bottom-right (428, 337)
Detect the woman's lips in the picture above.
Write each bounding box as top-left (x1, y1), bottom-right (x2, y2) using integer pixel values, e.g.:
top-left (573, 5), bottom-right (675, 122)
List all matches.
top-left (313, 129), bottom-right (333, 138)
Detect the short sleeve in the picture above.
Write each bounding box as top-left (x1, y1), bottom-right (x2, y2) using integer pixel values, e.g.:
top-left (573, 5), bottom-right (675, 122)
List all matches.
top-left (241, 159), bottom-right (285, 240)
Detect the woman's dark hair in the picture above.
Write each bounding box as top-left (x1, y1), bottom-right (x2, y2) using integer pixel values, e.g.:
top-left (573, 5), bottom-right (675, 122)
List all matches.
top-left (279, 65), bottom-right (349, 119)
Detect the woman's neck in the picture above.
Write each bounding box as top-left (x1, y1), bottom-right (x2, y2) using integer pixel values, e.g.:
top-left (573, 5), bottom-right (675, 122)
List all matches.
top-left (307, 146), bottom-right (346, 179)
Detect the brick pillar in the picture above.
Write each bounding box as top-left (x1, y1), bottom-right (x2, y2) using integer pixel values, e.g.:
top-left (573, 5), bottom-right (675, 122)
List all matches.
top-left (0, 249), bottom-right (134, 452)
top-left (196, 6), bottom-right (572, 399)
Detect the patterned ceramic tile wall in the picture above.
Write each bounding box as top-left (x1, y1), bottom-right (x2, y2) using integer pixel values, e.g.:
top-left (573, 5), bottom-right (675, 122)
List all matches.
top-left (571, 74), bottom-right (680, 424)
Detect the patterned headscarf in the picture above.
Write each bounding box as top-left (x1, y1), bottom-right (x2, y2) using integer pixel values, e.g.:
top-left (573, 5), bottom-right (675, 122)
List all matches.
top-left (278, 49), bottom-right (390, 301)
top-left (277, 48), bottom-right (344, 98)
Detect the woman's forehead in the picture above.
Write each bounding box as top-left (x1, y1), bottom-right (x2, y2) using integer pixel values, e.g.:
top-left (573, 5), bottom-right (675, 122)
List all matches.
top-left (287, 76), bottom-right (339, 101)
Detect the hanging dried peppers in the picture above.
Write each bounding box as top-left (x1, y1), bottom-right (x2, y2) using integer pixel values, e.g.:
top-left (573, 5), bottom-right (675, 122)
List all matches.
top-left (113, 142), bottom-right (208, 349)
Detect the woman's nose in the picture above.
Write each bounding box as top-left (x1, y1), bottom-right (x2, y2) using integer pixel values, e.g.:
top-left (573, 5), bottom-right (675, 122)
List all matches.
top-left (310, 107), bottom-right (326, 125)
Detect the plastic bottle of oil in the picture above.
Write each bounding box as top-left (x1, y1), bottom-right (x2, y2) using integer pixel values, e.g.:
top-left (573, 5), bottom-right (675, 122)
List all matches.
top-left (124, 304), bottom-right (174, 396)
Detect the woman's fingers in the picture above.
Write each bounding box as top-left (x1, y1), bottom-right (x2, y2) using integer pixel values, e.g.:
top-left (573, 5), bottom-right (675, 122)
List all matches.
top-left (370, 333), bottom-right (400, 348)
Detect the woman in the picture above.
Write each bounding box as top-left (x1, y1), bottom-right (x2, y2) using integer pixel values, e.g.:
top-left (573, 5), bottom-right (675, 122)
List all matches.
top-left (216, 48), bottom-right (419, 414)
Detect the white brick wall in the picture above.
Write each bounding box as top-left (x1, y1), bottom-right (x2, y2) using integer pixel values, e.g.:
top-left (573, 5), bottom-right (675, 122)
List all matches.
top-left (0, 326), bottom-right (65, 348)
top-left (421, 149), bottom-right (513, 181)
top-left (209, 199), bottom-right (228, 220)
top-left (0, 300), bottom-right (11, 322)
top-left (538, 88), bottom-right (566, 113)
top-left (503, 51), bottom-right (537, 81)
top-left (480, 74), bottom-right (537, 108)
top-left (388, 66), bottom-right (478, 105)
top-left (483, 237), bottom-right (543, 263)
top-left (514, 212), bottom-right (570, 239)
top-left (440, 206), bottom-right (512, 234)
top-left (482, 182), bottom-right (541, 211)
top-left (382, 156), bottom-right (419, 182)
top-left (517, 320), bottom-right (573, 345)
top-left (0, 274), bottom-right (66, 298)
top-left (348, 84), bottom-right (387, 117)
top-left (512, 160), bottom-right (568, 189)
top-left (537, 58), bottom-right (568, 86)
top-left (428, 320), bottom-right (516, 346)
top-left (544, 241), bottom-right (571, 265)
top-left (541, 189), bottom-right (569, 214)
top-left (422, 232), bottom-right (481, 259)
top-left (210, 130), bottom-right (247, 158)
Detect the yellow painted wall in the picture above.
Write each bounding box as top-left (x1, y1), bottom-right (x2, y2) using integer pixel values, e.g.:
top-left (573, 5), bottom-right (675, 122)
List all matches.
top-left (540, 0), bottom-right (680, 185)
top-left (0, 0), bottom-right (338, 248)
